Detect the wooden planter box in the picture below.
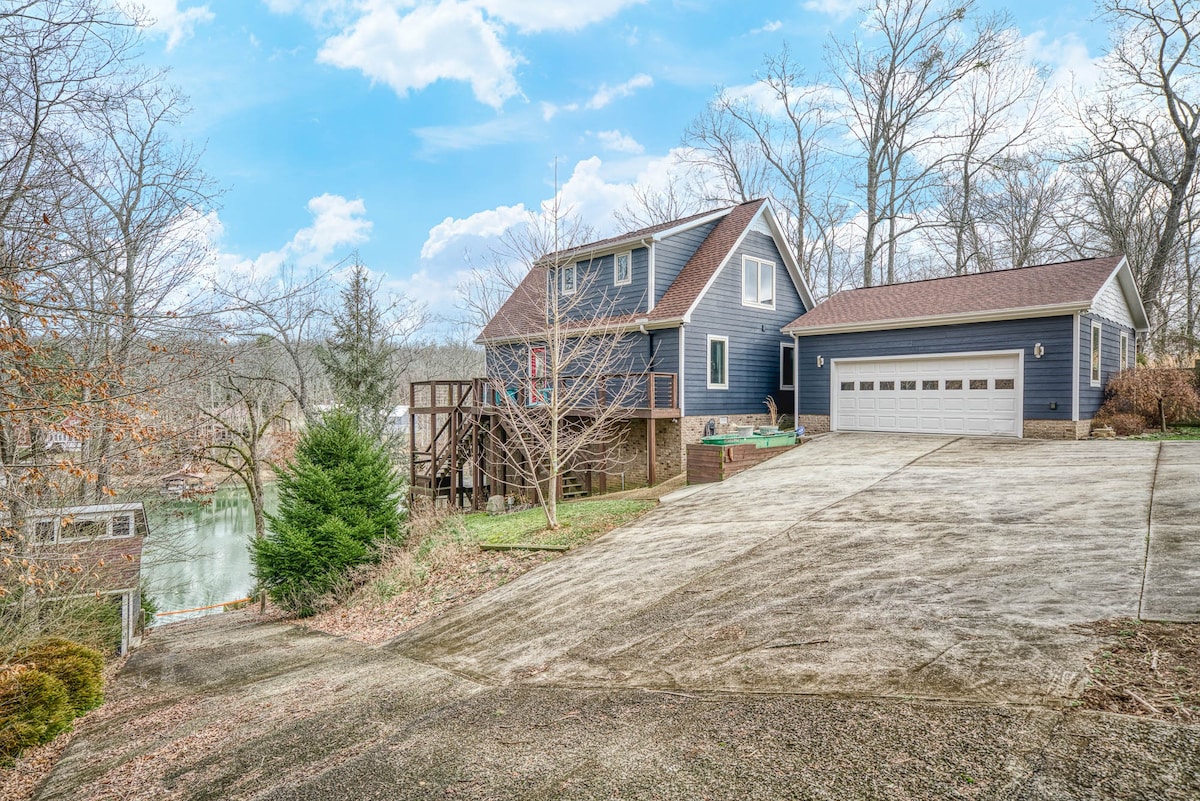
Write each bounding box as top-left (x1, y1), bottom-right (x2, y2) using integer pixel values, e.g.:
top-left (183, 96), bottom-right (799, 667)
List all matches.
top-left (686, 442), bottom-right (796, 484)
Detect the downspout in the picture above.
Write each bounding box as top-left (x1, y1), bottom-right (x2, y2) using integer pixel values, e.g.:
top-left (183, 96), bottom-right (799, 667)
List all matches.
top-left (1071, 312), bottom-right (1081, 425)
top-left (644, 238), bottom-right (655, 313)
top-left (792, 332), bottom-right (800, 427)
top-left (678, 324), bottom-right (686, 417)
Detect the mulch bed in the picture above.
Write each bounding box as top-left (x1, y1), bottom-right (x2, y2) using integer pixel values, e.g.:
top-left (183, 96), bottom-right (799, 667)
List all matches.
top-left (1076, 619), bottom-right (1199, 724)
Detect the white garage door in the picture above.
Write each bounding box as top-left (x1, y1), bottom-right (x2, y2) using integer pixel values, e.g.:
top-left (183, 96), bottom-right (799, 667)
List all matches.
top-left (832, 353), bottom-right (1022, 437)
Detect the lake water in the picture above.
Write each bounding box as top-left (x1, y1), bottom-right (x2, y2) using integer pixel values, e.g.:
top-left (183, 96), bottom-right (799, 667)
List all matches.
top-left (142, 484), bottom-right (277, 623)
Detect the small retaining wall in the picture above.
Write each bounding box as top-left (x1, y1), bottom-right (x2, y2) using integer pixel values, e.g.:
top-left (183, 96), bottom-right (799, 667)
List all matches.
top-left (686, 443), bottom-right (796, 484)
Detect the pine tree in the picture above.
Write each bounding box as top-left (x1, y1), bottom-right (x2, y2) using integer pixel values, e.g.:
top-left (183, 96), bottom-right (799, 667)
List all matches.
top-left (316, 261), bottom-right (398, 439)
top-left (251, 411), bottom-right (403, 616)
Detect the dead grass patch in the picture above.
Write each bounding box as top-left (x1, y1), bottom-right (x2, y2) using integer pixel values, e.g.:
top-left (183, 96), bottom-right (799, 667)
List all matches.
top-left (1077, 618), bottom-right (1199, 724)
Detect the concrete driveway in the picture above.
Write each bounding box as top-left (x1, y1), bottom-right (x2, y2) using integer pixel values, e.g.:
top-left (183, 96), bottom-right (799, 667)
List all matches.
top-left (399, 434), bottom-right (1200, 705)
top-left (35, 434), bottom-right (1200, 800)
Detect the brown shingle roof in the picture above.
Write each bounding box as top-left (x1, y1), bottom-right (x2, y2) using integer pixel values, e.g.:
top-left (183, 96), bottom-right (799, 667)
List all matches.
top-left (478, 200), bottom-right (768, 342)
top-left (650, 199), bottom-right (765, 321)
top-left (539, 205), bottom-right (731, 264)
top-left (783, 256), bottom-right (1125, 333)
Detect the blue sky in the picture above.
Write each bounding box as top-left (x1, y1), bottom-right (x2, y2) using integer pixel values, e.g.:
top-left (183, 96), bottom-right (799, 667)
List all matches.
top-left (136, 0), bottom-right (1109, 328)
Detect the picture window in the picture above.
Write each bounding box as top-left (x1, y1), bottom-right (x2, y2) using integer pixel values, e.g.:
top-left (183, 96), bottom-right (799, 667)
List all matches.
top-left (780, 344), bottom-right (795, 390)
top-left (900, 380), bottom-right (916, 390)
top-left (859, 381), bottom-right (874, 390)
top-left (970, 379), bottom-right (988, 390)
top-left (995, 378), bottom-right (1015, 390)
top-left (945, 379), bottom-right (963, 390)
top-left (561, 264), bottom-right (577, 295)
top-left (922, 380), bottom-right (938, 391)
top-left (879, 381), bottom-right (895, 390)
top-left (840, 381), bottom-right (855, 391)
top-left (1090, 321), bottom-right (1102, 386)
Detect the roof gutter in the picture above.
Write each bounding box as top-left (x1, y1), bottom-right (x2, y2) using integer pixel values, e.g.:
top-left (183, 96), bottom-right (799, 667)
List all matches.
top-left (781, 301), bottom-right (1092, 337)
top-left (477, 316), bottom-right (684, 346)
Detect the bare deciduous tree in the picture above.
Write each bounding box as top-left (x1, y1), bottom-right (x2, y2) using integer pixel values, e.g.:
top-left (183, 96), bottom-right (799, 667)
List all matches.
top-left (1079, 0), bottom-right (1200, 332)
top-left (483, 199), bottom-right (648, 529)
top-left (827, 0), bottom-right (1008, 286)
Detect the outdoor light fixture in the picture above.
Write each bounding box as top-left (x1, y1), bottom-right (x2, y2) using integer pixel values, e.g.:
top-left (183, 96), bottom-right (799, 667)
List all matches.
top-left (816, 355), bottom-right (825, 367)
top-left (1033, 343), bottom-right (1045, 358)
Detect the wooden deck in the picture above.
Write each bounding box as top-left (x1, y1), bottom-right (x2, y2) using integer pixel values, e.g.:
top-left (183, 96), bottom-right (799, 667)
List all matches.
top-left (408, 375), bottom-right (680, 509)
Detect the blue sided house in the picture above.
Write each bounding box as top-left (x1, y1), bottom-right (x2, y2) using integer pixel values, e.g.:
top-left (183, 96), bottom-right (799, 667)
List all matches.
top-left (468, 198), bottom-right (813, 488)
top-left (782, 254), bottom-right (1149, 440)
top-left (413, 200), bottom-right (1148, 503)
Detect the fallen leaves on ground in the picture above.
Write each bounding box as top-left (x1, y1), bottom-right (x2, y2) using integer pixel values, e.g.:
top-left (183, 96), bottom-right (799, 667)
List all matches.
top-left (304, 548), bottom-right (558, 645)
top-left (1077, 619), bottom-right (1198, 724)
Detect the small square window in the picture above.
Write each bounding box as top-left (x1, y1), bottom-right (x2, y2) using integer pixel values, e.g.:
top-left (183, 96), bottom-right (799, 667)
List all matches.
top-left (111, 515), bottom-right (132, 538)
top-left (614, 252), bottom-right (631, 286)
top-left (859, 381), bottom-right (874, 390)
top-left (945, 379), bottom-right (963, 390)
top-left (995, 378), bottom-right (1015, 390)
top-left (879, 381), bottom-right (895, 390)
top-left (840, 381), bottom-right (855, 391)
top-left (922, 380), bottom-right (938, 391)
top-left (900, 380), bottom-right (916, 390)
top-left (970, 379), bottom-right (988, 390)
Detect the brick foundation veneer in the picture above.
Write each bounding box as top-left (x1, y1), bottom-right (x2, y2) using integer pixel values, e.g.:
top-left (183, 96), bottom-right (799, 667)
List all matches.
top-left (1022, 419), bottom-right (1093, 440)
top-left (796, 414), bottom-right (831, 435)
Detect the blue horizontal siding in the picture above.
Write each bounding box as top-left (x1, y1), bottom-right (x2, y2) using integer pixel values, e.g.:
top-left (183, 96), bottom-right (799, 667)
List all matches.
top-left (1079, 313), bottom-right (1136, 419)
top-left (685, 230), bottom-right (809, 416)
top-left (654, 221), bottom-right (718, 307)
top-left (556, 246), bottom-right (649, 321)
top-left (796, 316), bottom-right (1076, 420)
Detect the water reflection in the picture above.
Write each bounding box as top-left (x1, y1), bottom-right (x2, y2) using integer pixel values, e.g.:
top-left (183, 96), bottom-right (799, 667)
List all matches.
top-left (143, 484), bottom-right (277, 623)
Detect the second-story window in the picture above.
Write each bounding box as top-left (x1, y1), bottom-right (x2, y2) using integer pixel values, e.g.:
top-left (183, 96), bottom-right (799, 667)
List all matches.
top-left (561, 264), bottom-right (577, 295)
top-left (614, 251), bottom-right (631, 286)
top-left (742, 256), bottom-right (775, 308)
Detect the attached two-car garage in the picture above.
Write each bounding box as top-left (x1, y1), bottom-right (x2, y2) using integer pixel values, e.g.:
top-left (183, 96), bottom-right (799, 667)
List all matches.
top-left (832, 352), bottom-right (1022, 437)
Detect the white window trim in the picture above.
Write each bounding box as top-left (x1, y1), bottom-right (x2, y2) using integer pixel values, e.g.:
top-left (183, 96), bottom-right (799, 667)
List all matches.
top-left (1090, 320), bottom-right (1102, 387)
top-left (1120, 331), bottom-right (1129, 370)
top-left (779, 342), bottom-right (795, 390)
top-left (740, 255), bottom-right (776, 310)
top-left (561, 264), bottom-right (577, 296)
top-left (707, 334), bottom-right (729, 390)
top-left (31, 512), bottom-right (135, 544)
top-left (614, 251), bottom-right (632, 286)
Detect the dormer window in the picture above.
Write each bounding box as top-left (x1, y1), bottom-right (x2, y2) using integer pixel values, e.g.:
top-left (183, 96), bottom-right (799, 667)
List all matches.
top-left (561, 263), bottom-right (577, 295)
top-left (614, 251), bottom-right (631, 286)
top-left (742, 256), bottom-right (775, 309)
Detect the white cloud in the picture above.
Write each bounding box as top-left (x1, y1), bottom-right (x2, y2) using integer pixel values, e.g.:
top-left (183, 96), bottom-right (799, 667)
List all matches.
top-left (479, 0), bottom-right (645, 33)
top-left (204, 194), bottom-right (373, 283)
top-left (422, 203), bottom-right (528, 258)
top-left (268, 1), bottom-right (643, 109)
top-left (1023, 31), bottom-right (1105, 95)
top-left (586, 73), bottom-right (653, 109)
top-left (134, 0), bottom-right (214, 50)
top-left (317, 2), bottom-right (521, 109)
top-left (751, 20), bottom-right (782, 34)
top-left (414, 114), bottom-right (539, 153)
top-left (803, 0), bottom-right (859, 20)
top-left (595, 130), bottom-right (644, 154)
